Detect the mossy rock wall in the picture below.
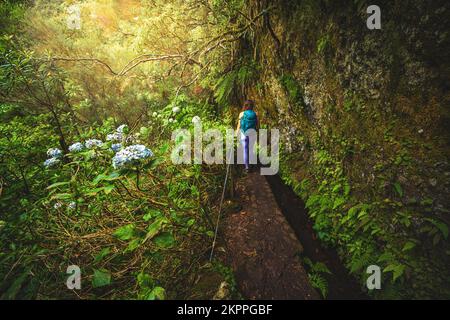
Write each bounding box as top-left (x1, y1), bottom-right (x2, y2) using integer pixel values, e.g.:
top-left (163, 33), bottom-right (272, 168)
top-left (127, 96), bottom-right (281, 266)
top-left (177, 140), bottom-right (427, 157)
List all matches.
top-left (241, 0), bottom-right (450, 298)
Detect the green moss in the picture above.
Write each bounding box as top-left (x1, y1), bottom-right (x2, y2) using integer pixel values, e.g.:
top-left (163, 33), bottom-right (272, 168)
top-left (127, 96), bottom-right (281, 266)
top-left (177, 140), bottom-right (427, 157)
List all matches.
top-left (279, 74), bottom-right (305, 109)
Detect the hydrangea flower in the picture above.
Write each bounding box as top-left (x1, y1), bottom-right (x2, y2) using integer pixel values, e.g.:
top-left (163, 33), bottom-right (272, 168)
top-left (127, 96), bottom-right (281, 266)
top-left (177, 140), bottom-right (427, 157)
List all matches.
top-left (111, 143), bottom-right (122, 152)
top-left (68, 142), bottom-right (84, 153)
top-left (44, 158), bottom-right (60, 168)
top-left (116, 124), bottom-right (128, 134)
top-left (172, 106), bottom-right (180, 113)
top-left (192, 116), bottom-right (201, 124)
top-left (106, 132), bottom-right (123, 142)
top-left (85, 139), bottom-right (103, 149)
top-left (112, 144), bottom-right (153, 169)
top-left (47, 148), bottom-right (62, 158)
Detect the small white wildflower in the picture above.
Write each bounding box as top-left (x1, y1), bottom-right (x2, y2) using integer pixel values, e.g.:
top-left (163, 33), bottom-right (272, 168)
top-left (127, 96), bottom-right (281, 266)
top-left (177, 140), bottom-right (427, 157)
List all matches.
top-left (172, 106), bottom-right (180, 113)
top-left (152, 112), bottom-right (158, 117)
top-left (168, 118), bottom-right (174, 123)
top-left (54, 202), bottom-right (63, 209)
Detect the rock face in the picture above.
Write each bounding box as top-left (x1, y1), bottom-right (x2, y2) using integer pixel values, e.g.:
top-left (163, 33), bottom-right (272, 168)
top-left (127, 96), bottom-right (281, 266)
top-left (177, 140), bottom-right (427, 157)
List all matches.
top-left (234, 0), bottom-right (450, 298)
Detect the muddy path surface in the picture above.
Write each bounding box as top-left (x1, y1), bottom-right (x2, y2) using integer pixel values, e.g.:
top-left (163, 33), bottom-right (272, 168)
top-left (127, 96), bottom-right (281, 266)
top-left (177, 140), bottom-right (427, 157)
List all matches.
top-left (222, 170), bottom-right (319, 300)
top-left (220, 168), bottom-right (367, 300)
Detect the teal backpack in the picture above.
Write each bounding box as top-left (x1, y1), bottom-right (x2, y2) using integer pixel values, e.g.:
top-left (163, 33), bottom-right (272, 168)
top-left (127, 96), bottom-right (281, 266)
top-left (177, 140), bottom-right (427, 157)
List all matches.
top-left (240, 109), bottom-right (257, 133)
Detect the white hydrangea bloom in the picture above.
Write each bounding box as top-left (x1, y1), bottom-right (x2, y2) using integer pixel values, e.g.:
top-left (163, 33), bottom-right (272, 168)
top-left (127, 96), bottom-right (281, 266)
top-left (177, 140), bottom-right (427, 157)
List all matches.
top-left (47, 148), bottom-right (62, 158)
top-left (68, 142), bottom-right (84, 153)
top-left (112, 144), bottom-right (153, 169)
top-left (44, 158), bottom-right (60, 168)
top-left (106, 132), bottom-right (123, 142)
top-left (85, 139), bottom-right (103, 149)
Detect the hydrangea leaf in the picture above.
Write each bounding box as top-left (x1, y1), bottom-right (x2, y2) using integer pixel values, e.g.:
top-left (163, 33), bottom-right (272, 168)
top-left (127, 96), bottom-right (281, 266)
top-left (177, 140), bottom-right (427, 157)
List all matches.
top-left (92, 269), bottom-right (111, 288)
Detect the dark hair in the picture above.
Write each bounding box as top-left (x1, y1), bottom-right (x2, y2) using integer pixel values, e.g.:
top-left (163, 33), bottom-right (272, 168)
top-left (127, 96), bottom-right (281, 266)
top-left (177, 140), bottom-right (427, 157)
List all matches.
top-left (242, 100), bottom-right (255, 111)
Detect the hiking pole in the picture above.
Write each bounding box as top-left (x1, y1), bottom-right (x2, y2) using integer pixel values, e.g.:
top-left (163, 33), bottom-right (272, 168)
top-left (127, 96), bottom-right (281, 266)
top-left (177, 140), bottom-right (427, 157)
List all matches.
top-left (209, 140), bottom-right (234, 262)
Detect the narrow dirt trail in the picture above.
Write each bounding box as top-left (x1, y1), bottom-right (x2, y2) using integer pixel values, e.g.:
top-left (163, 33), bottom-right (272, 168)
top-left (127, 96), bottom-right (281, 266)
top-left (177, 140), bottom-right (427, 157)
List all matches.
top-left (222, 170), bottom-right (319, 299)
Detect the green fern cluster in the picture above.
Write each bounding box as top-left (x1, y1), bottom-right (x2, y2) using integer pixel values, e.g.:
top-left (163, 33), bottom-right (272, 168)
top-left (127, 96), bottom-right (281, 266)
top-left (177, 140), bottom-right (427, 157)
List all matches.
top-left (302, 257), bottom-right (332, 298)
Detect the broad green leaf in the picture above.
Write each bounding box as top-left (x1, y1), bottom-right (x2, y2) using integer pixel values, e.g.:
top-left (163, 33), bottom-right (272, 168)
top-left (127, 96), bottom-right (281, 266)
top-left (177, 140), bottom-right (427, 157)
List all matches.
top-left (186, 218), bottom-right (195, 227)
top-left (125, 239), bottom-right (141, 252)
top-left (332, 197), bottom-right (345, 210)
top-left (94, 247), bottom-right (111, 263)
top-left (348, 206), bottom-right (358, 217)
top-left (144, 217), bottom-right (168, 242)
top-left (332, 184), bottom-right (341, 193)
top-left (46, 181), bottom-right (70, 189)
top-left (143, 209), bottom-right (162, 222)
top-left (93, 172), bottom-right (121, 185)
top-left (344, 184), bottom-right (351, 196)
top-left (393, 182), bottom-right (403, 197)
top-left (153, 232), bottom-right (175, 248)
top-left (113, 224), bottom-right (135, 241)
top-left (103, 184), bottom-right (114, 195)
top-left (383, 264), bottom-right (405, 282)
top-left (137, 272), bottom-right (154, 288)
top-left (402, 241), bottom-right (416, 252)
top-left (146, 286), bottom-right (166, 300)
top-left (426, 219), bottom-right (448, 239)
top-left (92, 269), bottom-right (111, 288)
top-left (85, 187), bottom-right (106, 196)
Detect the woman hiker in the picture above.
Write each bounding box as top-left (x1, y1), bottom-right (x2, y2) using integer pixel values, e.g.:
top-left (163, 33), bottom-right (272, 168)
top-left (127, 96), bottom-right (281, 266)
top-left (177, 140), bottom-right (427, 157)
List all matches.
top-left (235, 100), bottom-right (259, 173)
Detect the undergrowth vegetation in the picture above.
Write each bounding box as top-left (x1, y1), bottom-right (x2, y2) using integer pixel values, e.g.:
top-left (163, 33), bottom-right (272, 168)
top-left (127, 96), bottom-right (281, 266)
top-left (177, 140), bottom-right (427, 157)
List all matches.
top-left (0, 0), bottom-right (243, 299)
top-left (1, 0), bottom-right (448, 300)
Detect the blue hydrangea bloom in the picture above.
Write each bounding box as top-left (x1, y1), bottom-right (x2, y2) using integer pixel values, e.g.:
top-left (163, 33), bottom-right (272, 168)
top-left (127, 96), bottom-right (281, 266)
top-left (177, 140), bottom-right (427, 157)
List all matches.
top-left (111, 143), bottom-right (122, 152)
top-left (44, 157), bottom-right (60, 168)
top-left (112, 144), bottom-right (153, 169)
top-left (47, 148), bottom-right (62, 158)
top-left (68, 142), bottom-right (84, 153)
top-left (85, 139), bottom-right (103, 149)
top-left (106, 132), bottom-right (123, 142)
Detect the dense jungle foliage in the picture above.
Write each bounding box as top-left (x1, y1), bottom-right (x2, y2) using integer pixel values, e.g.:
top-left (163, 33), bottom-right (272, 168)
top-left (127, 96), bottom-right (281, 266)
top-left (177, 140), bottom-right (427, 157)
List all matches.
top-left (1, 0), bottom-right (449, 300)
